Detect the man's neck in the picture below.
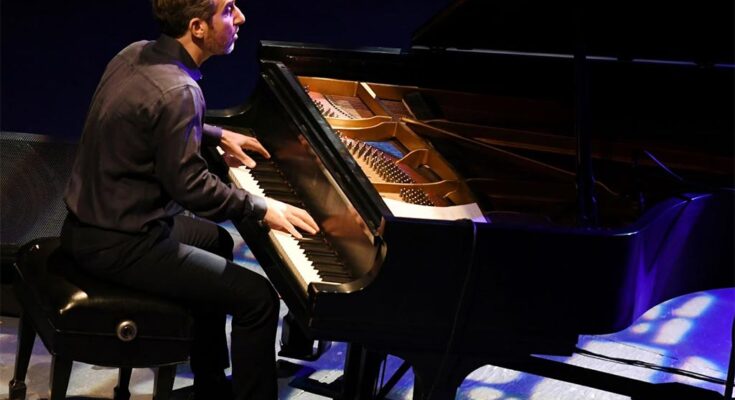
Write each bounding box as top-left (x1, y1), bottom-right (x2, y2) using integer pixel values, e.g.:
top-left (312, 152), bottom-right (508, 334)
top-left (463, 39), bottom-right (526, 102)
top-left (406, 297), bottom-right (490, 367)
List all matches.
top-left (176, 35), bottom-right (209, 66)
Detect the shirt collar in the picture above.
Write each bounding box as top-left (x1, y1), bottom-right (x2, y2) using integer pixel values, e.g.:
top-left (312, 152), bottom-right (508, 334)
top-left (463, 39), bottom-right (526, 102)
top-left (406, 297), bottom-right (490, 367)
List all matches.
top-left (152, 34), bottom-right (203, 81)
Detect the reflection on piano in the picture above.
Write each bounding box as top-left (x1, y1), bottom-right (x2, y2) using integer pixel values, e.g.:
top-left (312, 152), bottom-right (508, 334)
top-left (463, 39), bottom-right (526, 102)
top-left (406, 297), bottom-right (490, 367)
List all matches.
top-left (205, 1), bottom-right (734, 399)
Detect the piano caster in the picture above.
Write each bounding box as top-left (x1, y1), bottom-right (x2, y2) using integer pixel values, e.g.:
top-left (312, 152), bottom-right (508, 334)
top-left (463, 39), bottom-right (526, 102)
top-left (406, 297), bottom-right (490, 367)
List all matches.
top-left (278, 312), bottom-right (331, 361)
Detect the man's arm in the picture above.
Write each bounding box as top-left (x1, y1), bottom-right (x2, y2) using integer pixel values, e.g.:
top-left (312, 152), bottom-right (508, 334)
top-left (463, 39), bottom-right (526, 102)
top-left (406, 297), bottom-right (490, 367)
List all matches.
top-left (153, 87), bottom-right (317, 236)
top-left (153, 87), bottom-right (267, 222)
top-left (202, 123), bottom-right (223, 146)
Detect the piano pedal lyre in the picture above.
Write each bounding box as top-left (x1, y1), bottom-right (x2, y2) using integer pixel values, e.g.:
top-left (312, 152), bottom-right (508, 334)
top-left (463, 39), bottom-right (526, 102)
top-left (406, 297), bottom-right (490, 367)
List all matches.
top-left (278, 311), bottom-right (331, 361)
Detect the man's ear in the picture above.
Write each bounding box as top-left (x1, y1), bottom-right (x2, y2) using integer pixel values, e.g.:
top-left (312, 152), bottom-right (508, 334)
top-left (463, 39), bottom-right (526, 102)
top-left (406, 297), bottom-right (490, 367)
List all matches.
top-left (189, 18), bottom-right (207, 39)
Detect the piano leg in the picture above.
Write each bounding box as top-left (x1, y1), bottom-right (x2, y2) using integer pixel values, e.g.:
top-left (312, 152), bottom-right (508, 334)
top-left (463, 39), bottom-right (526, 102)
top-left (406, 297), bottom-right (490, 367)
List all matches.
top-left (404, 353), bottom-right (474, 400)
top-left (288, 342), bottom-right (383, 400)
top-left (341, 343), bottom-right (383, 400)
top-left (278, 311), bottom-right (330, 361)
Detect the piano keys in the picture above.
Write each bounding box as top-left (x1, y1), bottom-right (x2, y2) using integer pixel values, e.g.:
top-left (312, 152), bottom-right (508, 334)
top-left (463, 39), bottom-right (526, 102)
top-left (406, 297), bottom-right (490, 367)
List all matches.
top-left (218, 147), bottom-right (353, 291)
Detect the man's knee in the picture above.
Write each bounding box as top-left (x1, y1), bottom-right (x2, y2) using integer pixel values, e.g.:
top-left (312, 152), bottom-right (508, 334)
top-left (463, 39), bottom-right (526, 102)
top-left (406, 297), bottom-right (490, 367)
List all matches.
top-left (215, 226), bottom-right (235, 260)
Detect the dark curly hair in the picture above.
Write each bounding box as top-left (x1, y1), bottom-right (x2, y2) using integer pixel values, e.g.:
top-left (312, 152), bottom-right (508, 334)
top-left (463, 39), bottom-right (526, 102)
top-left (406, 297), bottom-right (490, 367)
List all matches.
top-left (152, 0), bottom-right (216, 38)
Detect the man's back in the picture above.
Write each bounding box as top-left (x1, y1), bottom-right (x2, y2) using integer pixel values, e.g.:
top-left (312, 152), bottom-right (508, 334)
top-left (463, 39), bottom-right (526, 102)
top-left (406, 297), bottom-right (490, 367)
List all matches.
top-left (65, 37), bottom-right (211, 233)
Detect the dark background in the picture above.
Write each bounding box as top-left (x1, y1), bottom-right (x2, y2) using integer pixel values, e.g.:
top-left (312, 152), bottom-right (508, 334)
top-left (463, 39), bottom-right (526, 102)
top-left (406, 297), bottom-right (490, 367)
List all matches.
top-left (1, 0), bottom-right (452, 140)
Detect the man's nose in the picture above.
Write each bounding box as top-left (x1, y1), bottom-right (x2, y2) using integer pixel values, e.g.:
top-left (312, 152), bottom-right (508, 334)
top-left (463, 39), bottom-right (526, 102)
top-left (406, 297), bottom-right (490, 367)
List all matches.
top-left (234, 6), bottom-right (245, 25)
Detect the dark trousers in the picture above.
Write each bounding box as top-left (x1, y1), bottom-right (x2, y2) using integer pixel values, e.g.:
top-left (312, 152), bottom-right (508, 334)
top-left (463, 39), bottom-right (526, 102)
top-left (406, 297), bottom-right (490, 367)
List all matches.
top-left (60, 214), bottom-right (279, 400)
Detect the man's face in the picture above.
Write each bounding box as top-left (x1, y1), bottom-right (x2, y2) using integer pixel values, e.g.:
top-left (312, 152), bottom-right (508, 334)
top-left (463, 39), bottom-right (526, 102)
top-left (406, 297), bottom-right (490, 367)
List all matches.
top-left (204, 0), bottom-right (245, 56)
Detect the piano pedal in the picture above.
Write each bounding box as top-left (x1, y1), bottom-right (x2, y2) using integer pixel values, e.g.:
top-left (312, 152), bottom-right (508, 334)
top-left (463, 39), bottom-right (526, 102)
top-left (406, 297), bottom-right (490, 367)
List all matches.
top-left (278, 312), bottom-right (331, 361)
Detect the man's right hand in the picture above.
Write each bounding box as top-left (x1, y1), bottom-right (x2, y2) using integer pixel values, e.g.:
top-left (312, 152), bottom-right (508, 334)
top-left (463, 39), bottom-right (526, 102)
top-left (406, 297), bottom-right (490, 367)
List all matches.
top-left (263, 197), bottom-right (319, 239)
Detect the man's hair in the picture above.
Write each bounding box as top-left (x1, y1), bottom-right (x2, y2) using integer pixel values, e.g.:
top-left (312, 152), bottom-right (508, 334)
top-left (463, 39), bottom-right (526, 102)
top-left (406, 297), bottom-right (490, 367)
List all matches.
top-left (152, 0), bottom-right (217, 38)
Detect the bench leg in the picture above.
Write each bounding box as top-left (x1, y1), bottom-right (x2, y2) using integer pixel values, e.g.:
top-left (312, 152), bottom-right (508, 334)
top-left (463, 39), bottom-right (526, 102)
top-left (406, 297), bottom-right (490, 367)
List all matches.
top-left (49, 355), bottom-right (73, 400)
top-left (9, 314), bottom-right (36, 400)
top-left (114, 368), bottom-right (133, 400)
top-left (152, 365), bottom-right (177, 400)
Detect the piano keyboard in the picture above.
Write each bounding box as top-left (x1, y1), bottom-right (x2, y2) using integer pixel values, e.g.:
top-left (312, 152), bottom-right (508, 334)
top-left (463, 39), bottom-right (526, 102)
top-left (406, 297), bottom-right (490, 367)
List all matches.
top-left (217, 147), bottom-right (352, 291)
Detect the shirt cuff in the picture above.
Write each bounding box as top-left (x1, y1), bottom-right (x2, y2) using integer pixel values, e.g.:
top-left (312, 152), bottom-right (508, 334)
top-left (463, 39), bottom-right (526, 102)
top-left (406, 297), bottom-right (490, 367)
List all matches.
top-left (202, 123), bottom-right (223, 146)
top-left (249, 194), bottom-right (268, 221)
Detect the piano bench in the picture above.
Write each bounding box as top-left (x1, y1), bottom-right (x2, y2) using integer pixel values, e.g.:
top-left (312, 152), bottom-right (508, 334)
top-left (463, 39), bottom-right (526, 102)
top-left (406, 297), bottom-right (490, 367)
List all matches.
top-left (8, 237), bottom-right (194, 400)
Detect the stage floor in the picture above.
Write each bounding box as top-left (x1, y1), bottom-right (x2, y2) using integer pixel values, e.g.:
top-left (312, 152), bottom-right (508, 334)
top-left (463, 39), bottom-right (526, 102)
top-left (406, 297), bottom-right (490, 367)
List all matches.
top-left (1, 223), bottom-right (732, 399)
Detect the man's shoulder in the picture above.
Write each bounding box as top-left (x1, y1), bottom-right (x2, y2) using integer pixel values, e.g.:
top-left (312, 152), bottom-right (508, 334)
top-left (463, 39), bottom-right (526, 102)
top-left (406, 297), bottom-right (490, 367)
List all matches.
top-left (118, 40), bottom-right (151, 58)
top-left (114, 40), bottom-right (200, 96)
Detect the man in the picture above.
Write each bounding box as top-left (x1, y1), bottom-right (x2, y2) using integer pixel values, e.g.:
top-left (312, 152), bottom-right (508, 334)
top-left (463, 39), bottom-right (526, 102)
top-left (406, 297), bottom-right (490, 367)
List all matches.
top-left (60, 0), bottom-right (318, 399)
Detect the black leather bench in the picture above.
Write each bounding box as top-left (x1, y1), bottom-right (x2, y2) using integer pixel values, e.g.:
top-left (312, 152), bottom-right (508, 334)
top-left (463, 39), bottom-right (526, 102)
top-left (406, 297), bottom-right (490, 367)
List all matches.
top-left (8, 237), bottom-right (194, 400)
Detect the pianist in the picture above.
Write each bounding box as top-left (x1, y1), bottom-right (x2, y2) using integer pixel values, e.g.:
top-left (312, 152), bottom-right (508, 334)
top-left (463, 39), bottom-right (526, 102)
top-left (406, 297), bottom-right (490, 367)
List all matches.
top-left (60, 0), bottom-right (318, 399)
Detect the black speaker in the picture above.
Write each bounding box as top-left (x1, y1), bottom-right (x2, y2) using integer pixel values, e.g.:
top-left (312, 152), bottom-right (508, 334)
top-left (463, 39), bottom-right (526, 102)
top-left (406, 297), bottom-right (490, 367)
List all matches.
top-left (1, 132), bottom-right (78, 315)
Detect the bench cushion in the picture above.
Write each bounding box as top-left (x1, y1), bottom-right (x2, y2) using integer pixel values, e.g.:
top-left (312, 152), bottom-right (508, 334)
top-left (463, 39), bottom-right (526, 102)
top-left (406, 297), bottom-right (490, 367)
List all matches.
top-left (13, 237), bottom-right (193, 366)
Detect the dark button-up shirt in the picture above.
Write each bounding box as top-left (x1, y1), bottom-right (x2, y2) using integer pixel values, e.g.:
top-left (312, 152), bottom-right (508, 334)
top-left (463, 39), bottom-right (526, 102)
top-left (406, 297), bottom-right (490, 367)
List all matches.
top-left (65, 34), bottom-right (266, 233)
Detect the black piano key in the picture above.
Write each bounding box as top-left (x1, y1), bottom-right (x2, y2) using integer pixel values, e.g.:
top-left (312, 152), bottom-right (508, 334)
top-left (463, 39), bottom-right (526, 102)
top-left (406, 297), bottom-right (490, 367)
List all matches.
top-left (309, 254), bottom-right (343, 264)
top-left (261, 188), bottom-right (299, 198)
top-left (251, 175), bottom-right (287, 185)
top-left (312, 261), bottom-right (348, 272)
top-left (299, 243), bottom-right (336, 254)
top-left (299, 233), bottom-right (325, 240)
top-left (312, 262), bottom-right (350, 275)
top-left (317, 275), bottom-right (352, 284)
top-left (304, 250), bottom-right (339, 260)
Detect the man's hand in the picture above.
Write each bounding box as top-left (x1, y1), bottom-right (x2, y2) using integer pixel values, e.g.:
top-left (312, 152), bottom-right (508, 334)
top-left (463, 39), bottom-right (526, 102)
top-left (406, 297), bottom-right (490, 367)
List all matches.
top-left (220, 128), bottom-right (270, 168)
top-left (263, 197), bottom-right (319, 239)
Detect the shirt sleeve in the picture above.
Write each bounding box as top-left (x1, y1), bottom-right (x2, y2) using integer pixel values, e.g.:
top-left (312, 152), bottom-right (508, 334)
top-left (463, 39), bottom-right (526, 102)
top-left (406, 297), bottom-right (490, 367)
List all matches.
top-left (152, 86), bottom-right (268, 222)
top-left (202, 123), bottom-right (222, 146)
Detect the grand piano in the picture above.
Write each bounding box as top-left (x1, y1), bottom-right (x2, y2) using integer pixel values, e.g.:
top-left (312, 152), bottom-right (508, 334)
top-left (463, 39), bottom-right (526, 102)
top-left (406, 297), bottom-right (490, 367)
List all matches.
top-left (205, 1), bottom-right (734, 399)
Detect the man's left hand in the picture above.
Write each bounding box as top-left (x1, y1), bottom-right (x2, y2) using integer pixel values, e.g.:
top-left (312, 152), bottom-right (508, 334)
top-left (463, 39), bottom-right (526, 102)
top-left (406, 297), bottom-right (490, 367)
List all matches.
top-left (220, 129), bottom-right (271, 168)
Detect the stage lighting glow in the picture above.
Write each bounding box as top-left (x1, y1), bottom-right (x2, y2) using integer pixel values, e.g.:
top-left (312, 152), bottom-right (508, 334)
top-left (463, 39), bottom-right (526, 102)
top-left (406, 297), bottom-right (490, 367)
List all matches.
top-left (465, 386), bottom-right (504, 399)
top-left (653, 318), bottom-right (693, 345)
top-left (673, 356), bottom-right (724, 386)
top-left (640, 303), bottom-right (663, 320)
top-left (576, 340), bottom-right (661, 382)
top-left (530, 378), bottom-right (628, 400)
top-left (631, 322), bottom-right (652, 334)
top-left (466, 364), bottom-right (522, 384)
top-left (672, 294), bottom-right (714, 318)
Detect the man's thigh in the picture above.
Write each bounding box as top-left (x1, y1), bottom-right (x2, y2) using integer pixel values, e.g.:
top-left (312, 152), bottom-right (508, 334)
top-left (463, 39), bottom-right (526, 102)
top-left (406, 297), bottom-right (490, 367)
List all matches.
top-left (114, 230), bottom-right (264, 312)
top-left (170, 214), bottom-right (234, 260)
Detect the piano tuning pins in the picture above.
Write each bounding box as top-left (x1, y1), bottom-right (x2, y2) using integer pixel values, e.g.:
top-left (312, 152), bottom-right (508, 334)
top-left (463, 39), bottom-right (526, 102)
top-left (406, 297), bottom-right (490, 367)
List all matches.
top-left (336, 137), bottom-right (433, 206)
top-left (400, 188), bottom-right (434, 206)
top-left (303, 85), bottom-right (310, 93)
top-left (356, 142), bottom-right (367, 157)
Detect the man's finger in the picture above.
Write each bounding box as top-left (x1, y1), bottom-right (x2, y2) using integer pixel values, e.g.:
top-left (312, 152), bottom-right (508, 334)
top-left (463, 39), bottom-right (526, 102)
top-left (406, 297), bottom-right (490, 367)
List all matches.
top-left (290, 216), bottom-right (317, 235)
top-left (254, 144), bottom-right (271, 159)
top-left (233, 149), bottom-right (256, 168)
top-left (284, 222), bottom-right (303, 239)
top-left (293, 208), bottom-right (319, 232)
top-left (245, 137), bottom-right (271, 159)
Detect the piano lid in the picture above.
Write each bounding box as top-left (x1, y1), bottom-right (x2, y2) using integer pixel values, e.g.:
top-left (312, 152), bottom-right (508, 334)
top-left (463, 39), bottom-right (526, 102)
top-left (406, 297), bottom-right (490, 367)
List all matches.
top-left (412, 0), bottom-right (735, 66)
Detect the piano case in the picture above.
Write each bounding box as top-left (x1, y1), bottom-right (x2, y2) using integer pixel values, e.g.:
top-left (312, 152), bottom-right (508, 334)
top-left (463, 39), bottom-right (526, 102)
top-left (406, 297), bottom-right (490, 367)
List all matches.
top-left (205, 1), bottom-right (734, 399)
